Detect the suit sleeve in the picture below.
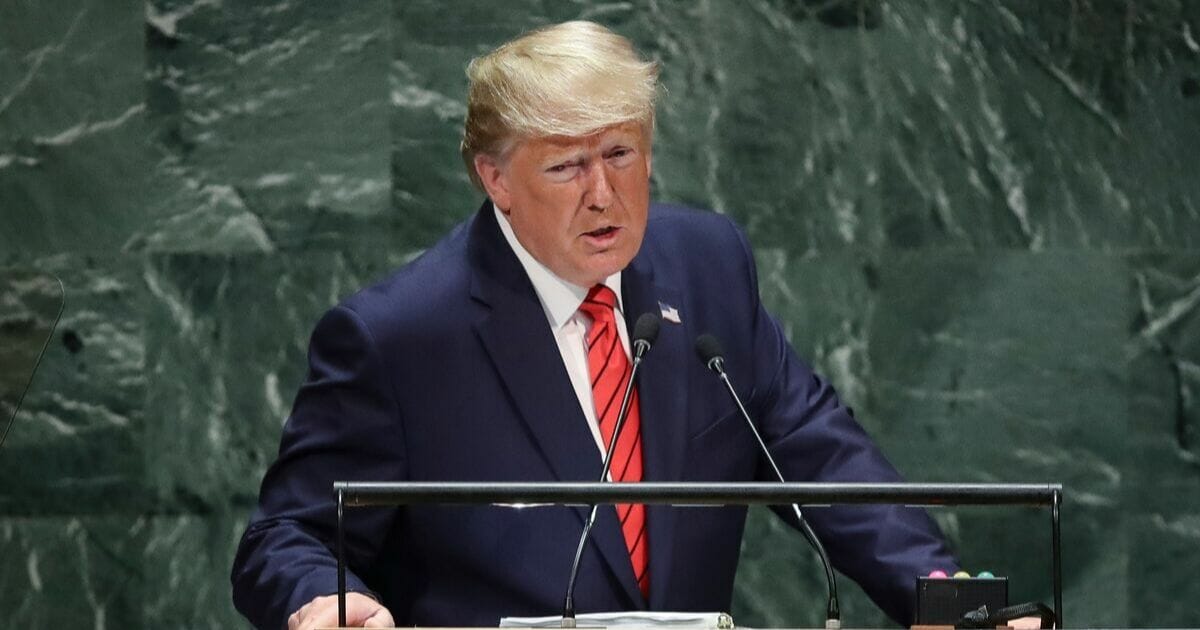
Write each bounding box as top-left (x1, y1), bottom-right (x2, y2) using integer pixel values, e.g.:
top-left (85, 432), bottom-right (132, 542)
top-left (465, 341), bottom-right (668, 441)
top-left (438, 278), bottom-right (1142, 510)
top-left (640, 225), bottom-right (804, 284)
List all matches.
top-left (231, 305), bottom-right (406, 630)
top-left (727, 223), bottom-right (959, 625)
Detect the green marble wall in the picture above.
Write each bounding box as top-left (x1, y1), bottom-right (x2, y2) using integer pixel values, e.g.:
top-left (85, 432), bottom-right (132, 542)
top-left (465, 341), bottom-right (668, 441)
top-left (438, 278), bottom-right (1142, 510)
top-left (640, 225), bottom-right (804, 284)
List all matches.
top-left (2, 0), bottom-right (1199, 627)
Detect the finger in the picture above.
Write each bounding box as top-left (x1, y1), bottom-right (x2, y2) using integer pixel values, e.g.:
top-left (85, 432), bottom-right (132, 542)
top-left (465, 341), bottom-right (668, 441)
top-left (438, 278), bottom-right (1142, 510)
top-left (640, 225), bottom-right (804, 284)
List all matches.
top-left (362, 607), bottom-right (396, 628)
top-left (296, 606), bottom-right (338, 630)
top-left (344, 593), bottom-right (390, 626)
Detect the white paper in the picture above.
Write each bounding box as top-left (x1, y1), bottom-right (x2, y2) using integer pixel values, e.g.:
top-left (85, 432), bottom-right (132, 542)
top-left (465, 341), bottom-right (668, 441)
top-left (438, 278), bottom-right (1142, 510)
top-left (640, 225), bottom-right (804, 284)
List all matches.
top-left (499, 611), bottom-right (733, 628)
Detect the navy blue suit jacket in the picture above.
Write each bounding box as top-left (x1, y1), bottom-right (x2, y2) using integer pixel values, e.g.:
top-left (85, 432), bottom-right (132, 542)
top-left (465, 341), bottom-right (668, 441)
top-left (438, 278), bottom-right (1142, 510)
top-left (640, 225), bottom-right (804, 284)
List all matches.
top-left (231, 203), bottom-right (957, 629)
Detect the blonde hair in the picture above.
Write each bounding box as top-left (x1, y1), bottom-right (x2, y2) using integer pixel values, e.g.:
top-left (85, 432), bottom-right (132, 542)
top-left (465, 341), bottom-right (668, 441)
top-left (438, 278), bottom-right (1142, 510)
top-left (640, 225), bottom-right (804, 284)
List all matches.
top-left (461, 21), bottom-right (660, 190)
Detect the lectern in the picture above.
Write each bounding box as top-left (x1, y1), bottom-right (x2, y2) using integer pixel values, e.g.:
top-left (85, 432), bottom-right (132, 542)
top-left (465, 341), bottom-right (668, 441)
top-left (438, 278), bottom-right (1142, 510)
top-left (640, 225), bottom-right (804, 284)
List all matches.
top-left (329, 482), bottom-right (1064, 629)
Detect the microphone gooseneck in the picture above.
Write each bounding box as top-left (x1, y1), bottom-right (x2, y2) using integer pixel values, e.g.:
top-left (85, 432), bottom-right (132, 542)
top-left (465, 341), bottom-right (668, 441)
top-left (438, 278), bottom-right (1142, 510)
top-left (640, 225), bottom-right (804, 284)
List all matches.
top-left (562, 312), bottom-right (662, 627)
top-left (693, 333), bottom-right (842, 629)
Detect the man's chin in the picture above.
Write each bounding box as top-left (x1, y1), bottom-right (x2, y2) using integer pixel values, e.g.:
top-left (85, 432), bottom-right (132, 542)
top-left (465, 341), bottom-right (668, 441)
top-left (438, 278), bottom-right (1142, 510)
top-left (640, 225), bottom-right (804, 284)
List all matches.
top-left (572, 260), bottom-right (632, 287)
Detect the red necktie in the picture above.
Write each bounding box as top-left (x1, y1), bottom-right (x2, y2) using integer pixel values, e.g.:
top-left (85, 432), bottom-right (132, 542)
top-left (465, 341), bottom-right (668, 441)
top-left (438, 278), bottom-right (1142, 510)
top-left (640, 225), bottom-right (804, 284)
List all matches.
top-left (578, 284), bottom-right (649, 599)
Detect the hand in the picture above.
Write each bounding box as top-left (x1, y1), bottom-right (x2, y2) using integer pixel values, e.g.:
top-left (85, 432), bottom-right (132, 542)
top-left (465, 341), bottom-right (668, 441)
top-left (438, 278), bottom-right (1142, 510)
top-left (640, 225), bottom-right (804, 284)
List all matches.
top-left (1007, 616), bottom-right (1044, 629)
top-left (288, 592), bottom-right (394, 629)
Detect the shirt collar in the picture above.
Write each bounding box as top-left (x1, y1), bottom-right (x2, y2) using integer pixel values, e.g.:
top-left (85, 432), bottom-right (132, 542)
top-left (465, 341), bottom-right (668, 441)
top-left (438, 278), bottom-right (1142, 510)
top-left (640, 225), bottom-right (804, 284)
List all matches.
top-left (493, 203), bottom-right (623, 329)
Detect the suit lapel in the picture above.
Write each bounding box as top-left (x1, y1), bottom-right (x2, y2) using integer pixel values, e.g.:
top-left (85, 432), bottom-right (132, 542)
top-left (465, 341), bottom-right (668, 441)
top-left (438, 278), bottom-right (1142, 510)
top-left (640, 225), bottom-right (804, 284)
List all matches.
top-left (470, 205), bottom-right (599, 484)
top-left (468, 204), bottom-right (644, 609)
top-left (621, 249), bottom-right (690, 608)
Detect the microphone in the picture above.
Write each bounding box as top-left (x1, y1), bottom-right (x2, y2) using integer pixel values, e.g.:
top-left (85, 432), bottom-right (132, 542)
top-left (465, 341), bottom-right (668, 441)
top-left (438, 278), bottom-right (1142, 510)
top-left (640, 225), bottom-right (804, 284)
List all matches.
top-left (694, 334), bottom-right (842, 630)
top-left (630, 312), bottom-right (659, 362)
top-left (561, 312), bottom-right (661, 627)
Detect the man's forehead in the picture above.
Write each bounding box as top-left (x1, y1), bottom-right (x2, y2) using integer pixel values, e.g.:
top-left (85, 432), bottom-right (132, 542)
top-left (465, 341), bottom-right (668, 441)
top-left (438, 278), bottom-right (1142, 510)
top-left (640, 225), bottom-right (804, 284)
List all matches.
top-left (530, 122), bottom-right (647, 150)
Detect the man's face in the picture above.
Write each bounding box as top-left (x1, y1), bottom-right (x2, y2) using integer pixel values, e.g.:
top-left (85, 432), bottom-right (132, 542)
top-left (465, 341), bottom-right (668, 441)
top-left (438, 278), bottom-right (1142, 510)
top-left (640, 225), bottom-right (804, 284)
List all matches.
top-left (475, 122), bottom-right (652, 287)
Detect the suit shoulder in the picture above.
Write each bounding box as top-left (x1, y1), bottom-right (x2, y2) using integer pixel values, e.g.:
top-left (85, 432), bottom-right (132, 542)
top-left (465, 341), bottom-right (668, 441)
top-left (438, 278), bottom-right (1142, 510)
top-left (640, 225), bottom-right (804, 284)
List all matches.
top-left (336, 221), bottom-right (473, 340)
top-left (644, 203), bottom-right (751, 262)
top-left (646, 203), bottom-right (746, 245)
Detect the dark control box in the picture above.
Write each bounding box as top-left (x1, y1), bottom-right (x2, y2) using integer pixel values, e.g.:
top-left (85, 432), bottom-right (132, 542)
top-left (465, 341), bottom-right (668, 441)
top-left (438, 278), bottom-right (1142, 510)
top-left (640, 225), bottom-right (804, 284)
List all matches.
top-left (915, 576), bottom-right (1009, 625)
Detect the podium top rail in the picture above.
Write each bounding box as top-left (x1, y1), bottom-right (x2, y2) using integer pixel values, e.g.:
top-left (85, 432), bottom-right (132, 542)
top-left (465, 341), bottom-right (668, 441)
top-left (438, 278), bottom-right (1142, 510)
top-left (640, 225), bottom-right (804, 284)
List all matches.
top-left (330, 482), bottom-right (1065, 628)
top-left (333, 481), bottom-right (1062, 508)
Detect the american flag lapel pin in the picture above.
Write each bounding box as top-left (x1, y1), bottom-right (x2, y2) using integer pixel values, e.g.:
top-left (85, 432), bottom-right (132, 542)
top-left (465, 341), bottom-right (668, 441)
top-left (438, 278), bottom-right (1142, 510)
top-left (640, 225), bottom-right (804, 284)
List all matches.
top-left (658, 301), bottom-right (682, 324)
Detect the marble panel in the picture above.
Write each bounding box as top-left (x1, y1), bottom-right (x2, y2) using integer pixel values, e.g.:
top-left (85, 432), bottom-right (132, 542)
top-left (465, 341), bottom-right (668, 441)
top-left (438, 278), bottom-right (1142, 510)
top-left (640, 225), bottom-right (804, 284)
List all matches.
top-left (0, 0), bottom-right (160, 255)
top-left (392, 1), bottom-right (1200, 253)
top-left (1128, 512), bottom-right (1200, 627)
top-left (864, 251), bottom-right (1128, 490)
top-left (0, 254), bottom-right (148, 515)
top-left (142, 250), bottom-right (412, 510)
top-left (1127, 254), bottom-right (1200, 511)
top-left (144, 0), bottom-right (394, 253)
top-left (0, 268), bottom-right (63, 446)
top-left (864, 250), bottom-right (1129, 624)
top-left (741, 249), bottom-right (1131, 626)
top-left (755, 248), bottom-right (875, 414)
top-left (0, 515), bottom-right (145, 629)
top-left (142, 510), bottom-right (250, 629)
top-left (3, 0), bottom-right (1199, 627)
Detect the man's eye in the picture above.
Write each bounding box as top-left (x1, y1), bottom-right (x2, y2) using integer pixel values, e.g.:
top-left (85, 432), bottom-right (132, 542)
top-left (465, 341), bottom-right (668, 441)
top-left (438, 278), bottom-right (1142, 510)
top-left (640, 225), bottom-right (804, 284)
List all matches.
top-left (544, 162), bottom-right (580, 181)
top-left (607, 148), bottom-right (635, 163)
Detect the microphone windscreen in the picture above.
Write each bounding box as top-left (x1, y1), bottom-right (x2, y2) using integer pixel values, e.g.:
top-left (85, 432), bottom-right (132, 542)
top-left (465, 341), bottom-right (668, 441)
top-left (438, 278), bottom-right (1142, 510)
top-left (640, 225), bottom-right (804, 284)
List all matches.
top-left (632, 312), bottom-right (661, 346)
top-left (694, 333), bottom-right (724, 364)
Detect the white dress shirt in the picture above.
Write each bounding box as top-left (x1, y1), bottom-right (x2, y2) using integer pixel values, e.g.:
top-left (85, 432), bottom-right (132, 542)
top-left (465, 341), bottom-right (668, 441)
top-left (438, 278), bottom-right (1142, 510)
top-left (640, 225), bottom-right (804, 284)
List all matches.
top-left (493, 205), bottom-right (633, 458)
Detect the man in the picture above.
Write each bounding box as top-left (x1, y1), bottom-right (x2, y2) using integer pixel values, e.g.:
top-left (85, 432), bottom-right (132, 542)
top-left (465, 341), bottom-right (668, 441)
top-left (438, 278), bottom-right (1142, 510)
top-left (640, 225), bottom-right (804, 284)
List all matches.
top-left (232, 21), bottom-right (957, 630)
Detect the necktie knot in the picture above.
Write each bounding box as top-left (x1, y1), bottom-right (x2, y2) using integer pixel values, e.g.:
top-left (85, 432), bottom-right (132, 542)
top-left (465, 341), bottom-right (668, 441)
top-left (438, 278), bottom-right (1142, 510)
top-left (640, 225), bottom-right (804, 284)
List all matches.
top-left (579, 284), bottom-right (619, 323)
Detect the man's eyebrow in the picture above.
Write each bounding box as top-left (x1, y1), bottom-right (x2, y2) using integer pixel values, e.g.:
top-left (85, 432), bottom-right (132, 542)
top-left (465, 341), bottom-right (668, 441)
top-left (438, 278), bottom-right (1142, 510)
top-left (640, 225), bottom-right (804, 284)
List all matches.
top-left (542, 149), bottom-right (586, 164)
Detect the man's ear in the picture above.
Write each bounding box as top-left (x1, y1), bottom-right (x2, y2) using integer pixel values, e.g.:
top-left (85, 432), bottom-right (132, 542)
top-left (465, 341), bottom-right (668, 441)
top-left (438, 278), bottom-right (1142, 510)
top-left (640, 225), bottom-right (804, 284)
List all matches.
top-left (474, 154), bottom-right (511, 212)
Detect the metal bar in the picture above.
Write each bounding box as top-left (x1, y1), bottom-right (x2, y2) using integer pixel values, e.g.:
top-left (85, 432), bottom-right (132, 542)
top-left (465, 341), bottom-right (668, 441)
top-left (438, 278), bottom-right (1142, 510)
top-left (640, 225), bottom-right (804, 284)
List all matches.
top-left (332, 481), bottom-right (1065, 626)
top-left (1052, 488), bottom-right (1063, 628)
top-left (334, 481), bottom-right (1060, 507)
top-left (337, 488), bottom-right (346, 628)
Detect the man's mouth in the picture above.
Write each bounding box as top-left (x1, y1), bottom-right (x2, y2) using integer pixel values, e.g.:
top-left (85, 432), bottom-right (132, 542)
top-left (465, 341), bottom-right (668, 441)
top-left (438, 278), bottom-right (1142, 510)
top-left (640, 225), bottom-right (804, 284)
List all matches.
top-left (584, 226), bottom-right (618, 238)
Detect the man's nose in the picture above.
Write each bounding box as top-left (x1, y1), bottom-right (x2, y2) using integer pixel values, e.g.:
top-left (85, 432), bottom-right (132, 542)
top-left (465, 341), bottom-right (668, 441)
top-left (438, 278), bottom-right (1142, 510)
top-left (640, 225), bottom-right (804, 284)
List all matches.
top-left (584, 161), bottom-right (615, 210)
